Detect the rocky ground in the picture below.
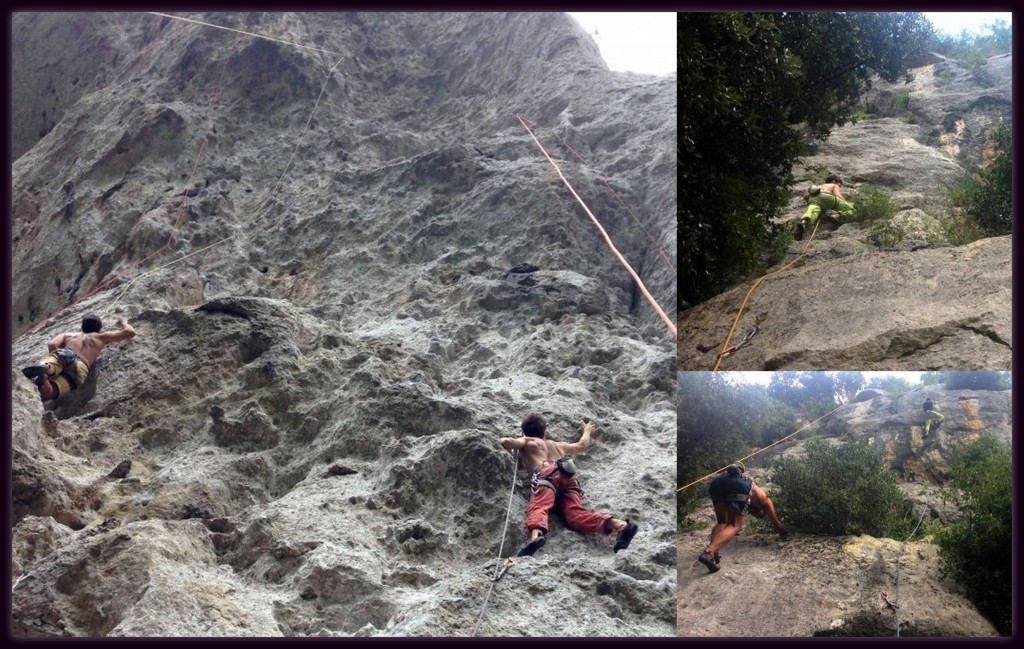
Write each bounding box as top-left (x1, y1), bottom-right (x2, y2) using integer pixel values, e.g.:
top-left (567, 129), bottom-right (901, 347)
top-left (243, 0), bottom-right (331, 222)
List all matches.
top-left (10, 12), bottom-right (676, 637)
top-left (677, 53), bottom-right (1012, 371)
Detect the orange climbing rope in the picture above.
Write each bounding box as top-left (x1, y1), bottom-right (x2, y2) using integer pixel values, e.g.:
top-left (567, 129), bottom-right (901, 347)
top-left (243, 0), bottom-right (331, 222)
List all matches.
top-left (516, 114), bottom-right (676, 338)
top-left (711, 217), bottom-right (822, 371)
top-left (518, 114), bottom-right (676, 277)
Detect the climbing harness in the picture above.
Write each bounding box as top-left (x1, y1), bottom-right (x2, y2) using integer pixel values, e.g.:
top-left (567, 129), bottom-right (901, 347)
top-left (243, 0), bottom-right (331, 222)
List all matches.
top-left (516, 113), bottom-right (676, 338)
top-left (471, 449), bottom-right (519, 637)
top-left (711, 217), bottom-right (822, 371)
top-left (717, 324), bottom-right (759, 359)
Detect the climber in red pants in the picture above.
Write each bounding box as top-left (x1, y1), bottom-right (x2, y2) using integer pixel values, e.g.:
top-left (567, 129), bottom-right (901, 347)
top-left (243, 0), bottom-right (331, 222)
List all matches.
top-left (500, 413), bottom-right (638, 556)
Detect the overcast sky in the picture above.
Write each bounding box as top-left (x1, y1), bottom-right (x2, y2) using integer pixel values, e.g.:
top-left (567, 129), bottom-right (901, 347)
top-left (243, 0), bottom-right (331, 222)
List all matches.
top-left (923, 11), bottom-right (1012, 36)
top-left (567, 12), bottom-right (676, 76)
top-left (721, 372), bottom-right (927, 387)
top-left (570, 12), bottom-right (1012, 75)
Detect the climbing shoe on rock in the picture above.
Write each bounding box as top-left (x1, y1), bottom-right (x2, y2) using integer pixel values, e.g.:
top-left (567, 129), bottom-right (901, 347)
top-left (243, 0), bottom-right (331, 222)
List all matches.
top-left (697, 549), bottom-right (720, 573)
top-left (517, 535), bottom-right (546, 557)
top-left (613, 520), bottom-right (639, 553)
top-left (22, 365), bottom-right (49, 387)
top-left (795, 222), bottom-right (805, 241)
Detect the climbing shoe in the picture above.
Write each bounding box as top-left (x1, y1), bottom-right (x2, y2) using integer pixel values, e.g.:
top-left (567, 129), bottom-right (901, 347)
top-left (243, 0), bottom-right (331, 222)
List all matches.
top-left (795, 222), bottom-right (805, 241)
top-left (22, 365), bottom-right (49, 387)
top-left (517, 535), bottom-right (546, 557)
top-left (613, 520), bottom-right (639, 553)
top-left (697, 550), bottom-right (720, 573)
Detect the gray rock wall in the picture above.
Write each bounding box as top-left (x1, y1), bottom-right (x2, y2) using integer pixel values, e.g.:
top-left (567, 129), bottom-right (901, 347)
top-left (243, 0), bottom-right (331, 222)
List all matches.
top-left (11, 12), bottom-right (676, 637)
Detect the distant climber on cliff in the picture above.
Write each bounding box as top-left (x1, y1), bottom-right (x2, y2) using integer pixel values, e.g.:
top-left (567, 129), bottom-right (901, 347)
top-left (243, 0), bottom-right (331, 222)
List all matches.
top-left (697, 462), bottom-right (787, 573)
top-left (499, 414), bottom-right (638, 557)
top-left (21, 314), bottom-right (137, 402)
top-left (923, 398), bottom-right (945, 436)
top-left (797, 174), bottom-right (856, 240)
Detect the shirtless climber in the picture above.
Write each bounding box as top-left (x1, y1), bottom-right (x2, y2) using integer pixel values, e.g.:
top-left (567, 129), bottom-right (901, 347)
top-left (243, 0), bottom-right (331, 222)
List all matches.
top-left (697, 462), bottom-right (787, 573)
top-left (21, 314), bottom-right (136, 402)
top-left (797, 174), bottom-right (856, 239)
top-left (499, 413), bottom-right (639, 557)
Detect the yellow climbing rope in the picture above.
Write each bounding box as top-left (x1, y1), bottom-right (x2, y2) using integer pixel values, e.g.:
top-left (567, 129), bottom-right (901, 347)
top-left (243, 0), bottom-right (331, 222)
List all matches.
top-left (676, 403), bottom-right (842, 494)
top-left (712, 217), bottom-right (822, 371)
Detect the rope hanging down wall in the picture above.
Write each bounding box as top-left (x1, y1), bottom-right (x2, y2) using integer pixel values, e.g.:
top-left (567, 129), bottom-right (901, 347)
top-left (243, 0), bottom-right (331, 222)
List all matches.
top-left (515, 114), bottom-right (676, 338)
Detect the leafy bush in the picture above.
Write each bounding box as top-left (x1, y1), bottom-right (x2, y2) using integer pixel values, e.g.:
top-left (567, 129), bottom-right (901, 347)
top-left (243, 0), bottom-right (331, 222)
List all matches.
top-left (894, 88), bottom-right (910, 112)
top-left (931, 435), bottom-right (1012, 635)
top-left (867, 218), bottom-right (906, 249)
top-left (769, 439), bottom-right (916, 537)
top-left (849, 184), bottom-right (898, 223)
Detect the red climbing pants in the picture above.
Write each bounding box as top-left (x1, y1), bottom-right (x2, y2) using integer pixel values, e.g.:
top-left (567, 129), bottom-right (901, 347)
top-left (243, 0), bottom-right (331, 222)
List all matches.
top-left (525, 464), bottom-right (612, 536)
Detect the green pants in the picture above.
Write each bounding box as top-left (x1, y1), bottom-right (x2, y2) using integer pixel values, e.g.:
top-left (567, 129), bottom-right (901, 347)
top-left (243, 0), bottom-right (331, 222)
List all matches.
top-left (802, 193), bottom-right (856, 226)
top-left (924, 410), bottom-right (945, 435)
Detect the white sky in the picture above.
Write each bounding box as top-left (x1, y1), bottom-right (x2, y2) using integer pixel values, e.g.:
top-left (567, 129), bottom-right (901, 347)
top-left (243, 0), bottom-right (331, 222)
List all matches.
top-left (568, 12), bottom-right (676, 76)
top-left (723, 372), bottom-right (925, 387)
top-left (923, 12), bottom-right (1012, 36)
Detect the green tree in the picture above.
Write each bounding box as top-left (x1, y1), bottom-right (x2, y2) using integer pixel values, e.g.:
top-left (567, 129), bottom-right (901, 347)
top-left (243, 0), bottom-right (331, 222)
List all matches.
top-left (931, 435), bottom-right (1012, 635)
top-left (769, 439), bottom-right (915, 537)
top-left (866, 374), bottom-right (912, 399)
top-left (678, 12), bottom-right (934, 309)
top-left (942, 371), bottom-right (1011, 391)
top-left (677, 372), bottom-right (798, 521)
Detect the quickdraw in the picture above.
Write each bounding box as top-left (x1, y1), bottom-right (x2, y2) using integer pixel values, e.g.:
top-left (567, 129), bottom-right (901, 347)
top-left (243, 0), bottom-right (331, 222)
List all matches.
top-left (490, 557), bottom-right (516, 582)
top-left (881, 591), bottom-right (900, 610)
top-left (718, 324), bottom-right (759, 359)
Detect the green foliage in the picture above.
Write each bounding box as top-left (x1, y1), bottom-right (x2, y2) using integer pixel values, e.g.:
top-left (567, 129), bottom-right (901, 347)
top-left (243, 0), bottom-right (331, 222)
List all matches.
top-left (850, 185), bottom-right (905, 248)
top-left (894, 88), bottom-right (910, 112)
top-left (866, 375), bottom-right (912, 399)
top-left (677, 373), bottom-right (799, 517)
top-left (768, 372), bottom-right (865, 422)
top-left (941, 371), bottom-right (1011, 391)
top-left (931, 435), bottom-right (1012, 635)
top-left (851, 107), bottom-right (870, 123)
top-left (678, 12), bottom-right (934, 309)
top-left (942, 206), bottom-right (986, 246)
top-left (849, 185), bottom-right (898, 223)
top-left (867, 218), bottom-right (906, 249)
top-left (946, 125), bottom-right (1012, 238)
top-left (769, 439), bottom-right (916, 538)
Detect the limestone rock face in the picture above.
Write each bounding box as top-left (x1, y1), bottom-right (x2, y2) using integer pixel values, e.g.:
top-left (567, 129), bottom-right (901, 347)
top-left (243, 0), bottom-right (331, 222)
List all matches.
top-left (10, 12), bottom-right (676, 637)
top-left (678, 54), bottom-right (1011, 370)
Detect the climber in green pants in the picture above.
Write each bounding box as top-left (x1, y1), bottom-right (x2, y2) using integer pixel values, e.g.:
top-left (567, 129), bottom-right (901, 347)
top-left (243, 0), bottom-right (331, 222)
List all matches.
top-left (797, 174), bottom-right (856, 239)
top-left (923, 397), bottom-right (945, 436)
